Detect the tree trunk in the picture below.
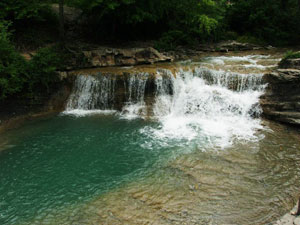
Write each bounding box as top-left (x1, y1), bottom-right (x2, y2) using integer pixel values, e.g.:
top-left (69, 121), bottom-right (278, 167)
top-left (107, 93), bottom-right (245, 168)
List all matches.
top-left (281, 0), bottom-right (287, 10)
top-left (59, 0), bottom-right (65, 48)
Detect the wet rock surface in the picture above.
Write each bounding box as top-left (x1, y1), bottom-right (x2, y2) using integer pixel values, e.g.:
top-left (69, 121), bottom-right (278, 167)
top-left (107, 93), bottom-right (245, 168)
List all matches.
top-left (197, 40), bottom-right (266, 52)
top-left (261, 58), bottom-right (300, 126)
top-left (279, 55), bottom-right (300, 70)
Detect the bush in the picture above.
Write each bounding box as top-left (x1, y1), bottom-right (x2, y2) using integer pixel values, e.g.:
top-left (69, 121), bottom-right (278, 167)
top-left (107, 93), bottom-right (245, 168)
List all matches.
top-left (283, 51), bottom-right (300, 60)
top-left (0, 0), bottom-right (51, 21)
top-left (26, 47), bottom-right (61, 94)
top-left (226, 0), bottom-right (300, 45)
top-left (154, 30), bottom-right (197, 51)
top-left (236, 35), bottom-right (266, 46)
top-left (0, 22), bottom-right (62, 101)
top-left (12, 10), bottom-right (59, 51)
top-left (0, 22), bottom-right (27, 99)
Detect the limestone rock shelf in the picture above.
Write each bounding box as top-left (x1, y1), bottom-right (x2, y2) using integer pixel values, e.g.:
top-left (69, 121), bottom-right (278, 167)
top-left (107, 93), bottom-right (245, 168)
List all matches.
top-left (261, 60), bottom-right (300, 126)
top-left (82, 47), bottom-right (173, 67)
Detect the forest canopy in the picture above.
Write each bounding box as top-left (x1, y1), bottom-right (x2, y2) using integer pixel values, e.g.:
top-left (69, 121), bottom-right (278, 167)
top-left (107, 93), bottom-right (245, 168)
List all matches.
top-left (1, 0), bottom-right (300, 45)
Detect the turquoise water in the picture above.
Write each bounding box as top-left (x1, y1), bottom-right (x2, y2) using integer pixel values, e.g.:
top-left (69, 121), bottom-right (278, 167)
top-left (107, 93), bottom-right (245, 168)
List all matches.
top-left (0, 115), bottom-right (175, 224)
top-left (1, 114), bottom-right (300, 225)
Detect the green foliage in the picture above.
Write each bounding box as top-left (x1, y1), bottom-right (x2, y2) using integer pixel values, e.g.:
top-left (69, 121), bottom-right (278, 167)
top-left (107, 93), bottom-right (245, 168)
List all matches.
top-left (26, 47), bottom-right (60, 94)
top-left (0, 0), bottom-right (51, 21)
top-left (283, 51), bottom-right (300, 60)
top-left (236, 35), bottom-right (266, 46)
top-left (12, 11), bottom-right (59, 51)
top-left (0, 23), bottom-right (60, 100)
top-left (226, 0), bottom-right (300, 45)
top-left (68, 0), bottom-right (226, 43)
top-left (0, 22), bottom-right (27, 99)
top-left (154, 30), bottom-right (195, 51)
top-left (0, 0), bottom-right (58, 51)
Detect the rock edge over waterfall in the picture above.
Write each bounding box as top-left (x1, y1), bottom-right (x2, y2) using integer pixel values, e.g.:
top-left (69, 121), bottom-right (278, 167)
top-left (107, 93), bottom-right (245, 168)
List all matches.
top-left (82, 47), bottom-right (173, 67)
top-left (261, 56), bottom-right (300, 126)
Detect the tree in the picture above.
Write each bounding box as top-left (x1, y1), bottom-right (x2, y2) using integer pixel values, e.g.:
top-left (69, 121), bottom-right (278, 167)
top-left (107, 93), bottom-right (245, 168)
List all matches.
top-left (226, 0), bottom-right (300, 45)
top-left (59, 0), bottom-right (65, 48)
top-left (0, 22), bottom-right (27, 99)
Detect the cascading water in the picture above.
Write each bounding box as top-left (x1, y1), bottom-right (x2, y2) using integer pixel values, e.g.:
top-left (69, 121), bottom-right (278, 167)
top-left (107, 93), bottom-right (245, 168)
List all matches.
top-left (65, 74), bottom-right (117, 115)
top-left (148, 68), bottom-right (265, 148)
top-left (63, 54), bottom-right (272, 147)
top-left (121, 72), bottom-right (149, 119)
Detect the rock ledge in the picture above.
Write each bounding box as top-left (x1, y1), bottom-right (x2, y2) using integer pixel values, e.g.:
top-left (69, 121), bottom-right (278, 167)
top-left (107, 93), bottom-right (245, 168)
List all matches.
top-left (261, 57), bottom-right (300, 126)
top-left (82, 47), bottom-right (173, 68)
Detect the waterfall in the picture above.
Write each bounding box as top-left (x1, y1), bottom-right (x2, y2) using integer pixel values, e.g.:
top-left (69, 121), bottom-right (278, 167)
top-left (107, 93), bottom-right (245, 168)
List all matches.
top-left (64, 74), bottom-right (117, 116)
top-left (149, 68), bottom-right (265, 147)
top-left (64, 67), bottom-right (265, 119)
top-left (194, 68), bottom-right (264, 92)
top-left (121, 73), bottom-right (149, 119)
top-left (63, 54), bottom-right (273, 146)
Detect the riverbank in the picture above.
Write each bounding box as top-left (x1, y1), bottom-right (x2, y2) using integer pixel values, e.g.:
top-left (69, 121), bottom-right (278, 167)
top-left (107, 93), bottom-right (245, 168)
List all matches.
top-left (0, 81), bottom-right (72, 134)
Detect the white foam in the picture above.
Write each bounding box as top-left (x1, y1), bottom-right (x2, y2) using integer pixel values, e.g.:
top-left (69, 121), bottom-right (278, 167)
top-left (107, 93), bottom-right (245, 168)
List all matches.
top-left (63, 56), bottom-right (268, 149)
top-left (206, 55), bottom-right (271, 64)
top-left (243, 64), bottom-right (276, 69)
top-left (120, 103), bottom-right (147, 120)
top-left (62, 109), bottom-right (116, 117)
top-left (142, 69), bottom-right (265, 148)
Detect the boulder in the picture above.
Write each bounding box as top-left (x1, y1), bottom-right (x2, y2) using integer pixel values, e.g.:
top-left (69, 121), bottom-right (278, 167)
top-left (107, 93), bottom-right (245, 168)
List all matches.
top-left (215, 40), bottom-right (263, 52)
top-left (260, 68), bottom-right (300, 126)
top-left (279, 58), bottom-right (300, 70)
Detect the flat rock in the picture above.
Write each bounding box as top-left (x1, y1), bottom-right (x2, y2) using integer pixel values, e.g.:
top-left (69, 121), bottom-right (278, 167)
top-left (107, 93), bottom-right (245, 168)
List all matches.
top-left (274, 205), bottom-right (299, 225)
top-left (275, 214), bottom-right (295, 225)
top-left (294, 217), bottom-right (300, 225)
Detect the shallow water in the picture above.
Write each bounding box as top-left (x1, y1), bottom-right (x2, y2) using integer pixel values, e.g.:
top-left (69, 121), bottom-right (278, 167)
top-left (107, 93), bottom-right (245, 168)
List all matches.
top-left (0, 116), bottom-right (169, 224)
top-left (1, 52), bottom-right (300, 225)
top-left (1, 117), bottom-right (299, 225)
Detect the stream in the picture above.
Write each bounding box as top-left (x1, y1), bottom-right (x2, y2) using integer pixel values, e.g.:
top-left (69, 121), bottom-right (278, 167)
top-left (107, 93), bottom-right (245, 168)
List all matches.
top-left (1, 51), bottom-right (300, 225)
